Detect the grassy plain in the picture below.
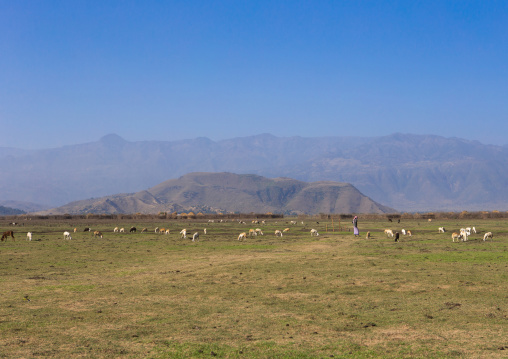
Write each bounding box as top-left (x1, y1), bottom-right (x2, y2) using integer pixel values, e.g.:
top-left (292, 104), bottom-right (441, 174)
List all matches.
top-left (0, 217), bottom-right (507, 358)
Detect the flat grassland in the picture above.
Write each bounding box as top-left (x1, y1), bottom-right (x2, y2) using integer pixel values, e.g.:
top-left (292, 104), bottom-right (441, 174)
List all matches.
top-left (0, 218), bottom-right (507, 358)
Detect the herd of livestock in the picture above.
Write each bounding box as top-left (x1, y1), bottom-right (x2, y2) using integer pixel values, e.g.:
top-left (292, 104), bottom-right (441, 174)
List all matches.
top-left (0, 219), bottom-right (496, 243)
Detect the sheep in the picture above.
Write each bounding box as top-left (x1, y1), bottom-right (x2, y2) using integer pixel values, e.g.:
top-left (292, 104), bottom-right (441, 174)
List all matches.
top-left (483, 232), bottom-right (493, 241)
top-left (275, 230), bottom-right (283, 237)
top-left (255, 228), bottom-right (263, 236)
top-left (114, 227), bottom-right (119, 233)
top-left (180, 229), bottom-right (187, 239)
top-left (93, 231), bottom-right (103, 238)
top-left (192, 232), bottom-right (199, 242)
top-left (310, 229), bottom-right (319, 236)
top-left (438, 227), bottom-right (446, 233)
top-left (384, 229), bottom-right (394, 237)
top-left (238, 232), bottom-right (247, 241)
top-left (26, 232), bottom-right (32, 241)
top-left (63, 231), bottom-right (72, 240)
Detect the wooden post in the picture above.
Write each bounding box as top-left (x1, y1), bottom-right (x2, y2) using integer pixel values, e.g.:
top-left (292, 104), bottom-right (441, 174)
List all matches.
top-left (332, 218), bottom-right (334, 232)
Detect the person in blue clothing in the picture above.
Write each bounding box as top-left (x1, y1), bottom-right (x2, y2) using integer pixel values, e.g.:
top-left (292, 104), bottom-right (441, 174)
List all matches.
top-left (352, 215), bottom-right (359, 237)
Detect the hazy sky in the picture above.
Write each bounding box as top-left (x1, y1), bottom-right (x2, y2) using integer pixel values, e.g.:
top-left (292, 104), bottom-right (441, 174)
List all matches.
top-left (1, 1), bottom-right (507, 149)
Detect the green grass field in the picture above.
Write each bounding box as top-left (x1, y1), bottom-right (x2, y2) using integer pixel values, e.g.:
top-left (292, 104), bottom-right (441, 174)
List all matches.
top-left (1, 218), bottom-right (507, 358)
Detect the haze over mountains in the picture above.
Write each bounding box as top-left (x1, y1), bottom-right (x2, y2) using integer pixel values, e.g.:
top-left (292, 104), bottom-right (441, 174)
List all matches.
top-left (1, 133), bottom-right (507, 213)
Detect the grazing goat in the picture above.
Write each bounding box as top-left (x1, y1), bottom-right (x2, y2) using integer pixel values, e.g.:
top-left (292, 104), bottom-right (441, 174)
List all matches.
top-left (310, 229), bottom-right (319, 236)
top-left (192, 232), bottom-right (199, 242)
top-left (366, 231), bottom-right (370, 239)
top-left (119, 228), bottom-right (125, 233)
top-left (130, 227), bottom-right (136, 233)
top-left (451, 232), bottom-right (462, 242)
top-left (401, 229), bottom-right (406, 235)
top-left (483, 232), bottom-right (493, 241)
top-left (26, 232), bottom-right (32, 241)
top-left (141, 228), bottom-right (147, 233)
top-left (275, 230), bottom-right (283, 237)
top-left (204, 228), bottom-right (207, 235)
top-left (73, 228), bottom-right (77, 233)
top-left (114, 227), bottom-right (119, 233)
top-left (255, 228), bottom-right (263, 236)
top-left (438, 227), bottom-right (446, 233)
top-left (384, 229), bottom-right (394, 237)
top-left (283, 228), bottom-right (290, 233)
top-left (249, 229), bottom-right (257, 236)
top-left (1, 231), bottom-right (15, 241)
top-left (93, 231), bottom-right (103, 238)
top-left (406, 230), bottom-right (412, 236)
top-left (84, 227), bottom-right (91, 232)
top-left (63, 231), bottom-right (72, 240)
top-left (180, 229), bottom-right (187, 239)
top-left (238, 232), bottom-right (247, 241)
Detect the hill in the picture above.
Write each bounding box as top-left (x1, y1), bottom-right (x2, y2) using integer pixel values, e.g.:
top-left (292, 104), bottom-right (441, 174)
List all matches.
top-left (36, 172), bottom-right (395, 215)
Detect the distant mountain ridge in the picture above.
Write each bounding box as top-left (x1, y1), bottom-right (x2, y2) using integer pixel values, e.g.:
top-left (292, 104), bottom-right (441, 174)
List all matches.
top-left (36, 172), bottom-right (395, 215)
top-left (1, 133), bottom-right (508, 212)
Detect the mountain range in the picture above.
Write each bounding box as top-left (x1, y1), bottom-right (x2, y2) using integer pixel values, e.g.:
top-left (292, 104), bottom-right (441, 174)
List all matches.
top-left (1, 133), bottom-right (507, 213)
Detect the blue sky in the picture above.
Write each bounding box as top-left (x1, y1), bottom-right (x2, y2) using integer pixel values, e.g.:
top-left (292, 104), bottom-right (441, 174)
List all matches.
top-left (1, 1), bottom-right (507, 149)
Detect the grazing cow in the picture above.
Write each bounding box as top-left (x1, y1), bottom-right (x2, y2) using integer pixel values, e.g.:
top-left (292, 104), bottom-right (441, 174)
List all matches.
top-left (1, 231), bottom-right (15, 241)
top-left (483, 232), bottom-right (493, 241)
top-left (26, 232), bottom-right (32, 241)
top-left (438, 227), bottom-right (446, 233)
top-left (130, 227), bottom-right (136, 233)
top-left (192, 232), bottom-right (199, 242)
top-left (180, 229), bottom-right (187, 239)
top-left (63, 231), bottom-right (72, 240)
top-left (310, 229), bottom-right (319, 236)
top-left (275, 230), bottom-right (283, 237)
top-left (93, 231), bottom-right (103, 238)
top-left (384, 229), bottom-right (394, 237)
top-left (238, 232), bottom-right (247, 241)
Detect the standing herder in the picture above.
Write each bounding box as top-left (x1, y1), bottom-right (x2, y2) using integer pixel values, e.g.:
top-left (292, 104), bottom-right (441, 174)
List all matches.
top-left (352, 216), bottom-right (359, 237)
